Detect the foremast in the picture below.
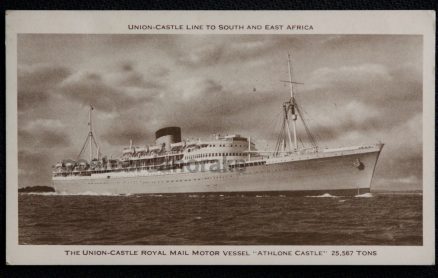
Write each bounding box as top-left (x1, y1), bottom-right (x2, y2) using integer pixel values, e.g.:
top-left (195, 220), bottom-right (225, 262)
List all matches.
top-left (77, 105), bottom-right (101, 161)
top-left (285, 52), bottom-right (298, 151)
top-left (275, 53), bottom-right (317, 156)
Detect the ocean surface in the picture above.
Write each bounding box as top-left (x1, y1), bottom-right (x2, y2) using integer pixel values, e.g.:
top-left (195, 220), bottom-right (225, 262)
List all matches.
top-left (18, 192), bottom-right (422, 245)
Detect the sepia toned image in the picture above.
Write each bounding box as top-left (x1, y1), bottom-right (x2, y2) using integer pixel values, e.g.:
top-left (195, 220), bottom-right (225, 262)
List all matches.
top-left (17, 33), bottom-right (423, 246)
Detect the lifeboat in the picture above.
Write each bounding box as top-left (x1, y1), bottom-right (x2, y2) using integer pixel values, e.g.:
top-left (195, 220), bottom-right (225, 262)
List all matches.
top-left (64, 160), bottom-right (75, 171)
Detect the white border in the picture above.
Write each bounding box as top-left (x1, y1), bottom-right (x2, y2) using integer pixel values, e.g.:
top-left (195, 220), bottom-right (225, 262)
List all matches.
top-left (6, 10), bottom-right (436, 265)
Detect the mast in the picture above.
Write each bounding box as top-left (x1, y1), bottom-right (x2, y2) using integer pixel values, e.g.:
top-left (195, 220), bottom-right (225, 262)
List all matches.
top-left (77, 104), bottom-right (100, 162)
top-left (89, 105), bottom-right (93, 162)
top-left (284, 103), bottom-right (294, 152)
top-left (287, 52), bottom-right (298, 151)
top-left (274, 53), bottom-right (317, 156)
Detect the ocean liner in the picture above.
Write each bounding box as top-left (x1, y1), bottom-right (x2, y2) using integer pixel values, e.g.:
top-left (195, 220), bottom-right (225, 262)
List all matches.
top-left (52, 55), bottom-right (383, 195)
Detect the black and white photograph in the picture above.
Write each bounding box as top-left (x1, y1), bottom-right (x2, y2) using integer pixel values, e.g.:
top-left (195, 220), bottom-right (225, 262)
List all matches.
top-left (6, 11), bottom-right (435, 265)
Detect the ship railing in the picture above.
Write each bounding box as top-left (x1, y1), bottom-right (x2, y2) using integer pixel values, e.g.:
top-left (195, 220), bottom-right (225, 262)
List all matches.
top-left (266, 144), bottom-right (380, 163)
top-left (126, 151), bottom-right (182, 160)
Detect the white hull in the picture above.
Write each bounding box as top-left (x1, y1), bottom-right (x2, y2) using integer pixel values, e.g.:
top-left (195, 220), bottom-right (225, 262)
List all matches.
top-left (53, 146), bottom-right (382, 195)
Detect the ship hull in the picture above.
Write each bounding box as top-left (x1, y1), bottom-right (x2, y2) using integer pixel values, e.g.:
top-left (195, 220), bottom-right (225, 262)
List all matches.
top-left (53, 148), bottom-right (381, 195)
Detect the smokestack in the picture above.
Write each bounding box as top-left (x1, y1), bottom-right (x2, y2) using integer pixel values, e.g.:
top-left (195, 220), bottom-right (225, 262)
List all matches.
top-left (155, 127), bottom-right (182, 151)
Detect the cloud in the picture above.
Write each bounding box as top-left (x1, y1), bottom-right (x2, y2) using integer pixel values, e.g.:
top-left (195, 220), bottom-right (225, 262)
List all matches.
top-left (298, 63), bottom-right (422, 139)
top-left (110, 61), bottom-right (168, 89)
top-left (303, 63), bottom-right (419, 105)
top-left (97, 76), bottom-right (278, 146)
top-left (18, 119), bottom-right (71, 149)
top-left (174, 36), bottom-right (286, 67)
top-left (307, 64), bottom-right (392, 91)
top-left (26, 119), bottom-right (65, 129)
top-left (18, 64), bottom-right (71, 110)
top-left (155, 77), bottom-right (280, 135)
top-left (300, 101), bottom-right (384, 143)
top-left (374, 113), bottom-right (422, 181)
top-left (18, 150), bottom-right (53, 187)
top-left (94, 75), bottom-right (282, 149)
top-left (58, 71), bottom-right (128, 111)
top-left (57, 65), bottom-right (163, 112)
top-left (100, 117), bottom-right (154, 146)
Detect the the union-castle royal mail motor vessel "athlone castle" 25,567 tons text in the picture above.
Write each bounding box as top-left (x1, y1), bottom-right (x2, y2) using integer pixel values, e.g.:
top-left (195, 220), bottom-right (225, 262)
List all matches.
top-left (52, 55), bottom-right (384, 195)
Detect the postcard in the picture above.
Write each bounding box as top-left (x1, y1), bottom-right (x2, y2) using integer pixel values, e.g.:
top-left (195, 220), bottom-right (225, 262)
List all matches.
top-left (6, 10), bottom-right (435, 265)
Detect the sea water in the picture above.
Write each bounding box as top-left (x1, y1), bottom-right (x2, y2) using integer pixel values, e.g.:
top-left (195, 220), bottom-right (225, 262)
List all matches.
top-left (18, 191), bottom-right (422, 245)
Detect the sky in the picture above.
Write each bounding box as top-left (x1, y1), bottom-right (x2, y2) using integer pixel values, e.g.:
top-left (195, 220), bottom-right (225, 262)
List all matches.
top-left (17, 34), bottom-right (422, 190)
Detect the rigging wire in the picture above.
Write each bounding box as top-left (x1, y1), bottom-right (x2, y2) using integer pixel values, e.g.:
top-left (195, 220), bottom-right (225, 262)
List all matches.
top-left (77, 106), bottom-right (101, 161)
top-left (274, 117), bottom-right (286, 155)
top-left (267, 110), bottom-right (283, 139)
top-left (295, 97), bottom-right (323, 144)
top-left (295, 102), bottom-right (318, 148)
top-left (298, 136), bottom-right (304, 148)
top-left (77, 134), bottom-right (91, 160)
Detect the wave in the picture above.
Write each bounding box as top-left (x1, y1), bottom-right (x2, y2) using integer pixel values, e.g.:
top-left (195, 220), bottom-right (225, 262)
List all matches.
top-left (376, 192), bottom-right (422, 196)
top-left (22, 192), bottom-right (58, 196)
top-left (354, 193), bottom-right (373, 198)
top-left (23, 191), bottom-right (132, 196)
top-left (306, 193), bottom-right (339, 198)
